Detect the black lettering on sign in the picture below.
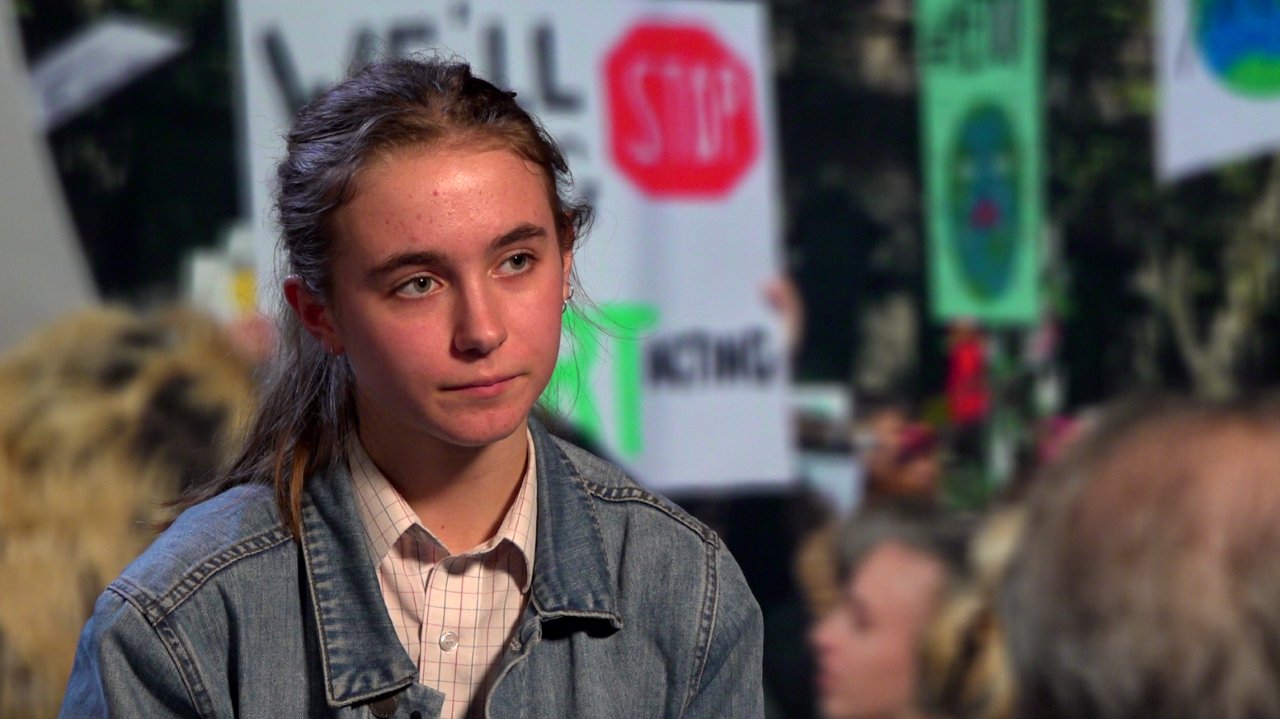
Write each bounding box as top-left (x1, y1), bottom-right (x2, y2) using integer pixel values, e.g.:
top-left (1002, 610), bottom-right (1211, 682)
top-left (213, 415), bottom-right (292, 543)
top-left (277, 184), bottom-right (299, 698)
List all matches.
top-left (262, 27), bottom-right (324, 116)
top-left (715, 333), bottom-right (745, 380)
top-left (388, 22), bottom-right (436, 58)
top-left (349, 21), bottom-right (438, 69)
top-left (350, 26), bottom-right (379, 69)
top-left (264, 21), bottom-right (442, 119)
top-left (647, 327), bottom-right (779, 388)
top-left (921, 0), bottom-right (1022, 72)
top-left (448, 0), bottom-right (470, 29)
top-left (577, 177), bottom-right (600, 209)
top-left (535, 25), bottom-right (583, 113)
top-left (558, 134), bottom-right (588, 160)
top-left (483, 24), bottom-right (508, 88)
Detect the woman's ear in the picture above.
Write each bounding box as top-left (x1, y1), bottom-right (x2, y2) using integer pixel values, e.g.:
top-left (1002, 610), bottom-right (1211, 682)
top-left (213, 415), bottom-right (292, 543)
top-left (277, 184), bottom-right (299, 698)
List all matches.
top-left (284, 275), bottom-right (344, 355)
top-left (561, 250), bottom-right (574, 302)
top-left (558, 218), bottom-right (576, 303)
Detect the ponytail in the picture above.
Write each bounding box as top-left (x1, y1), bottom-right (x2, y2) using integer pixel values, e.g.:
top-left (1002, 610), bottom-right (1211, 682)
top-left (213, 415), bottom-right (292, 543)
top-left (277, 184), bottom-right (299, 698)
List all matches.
top-left (168, 313), bottom-right (354, 537)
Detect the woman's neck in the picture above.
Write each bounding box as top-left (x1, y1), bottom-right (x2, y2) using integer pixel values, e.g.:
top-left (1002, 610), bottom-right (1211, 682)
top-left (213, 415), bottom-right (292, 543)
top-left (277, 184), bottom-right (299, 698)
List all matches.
top-left (355, 408), bottom-right (530, 555)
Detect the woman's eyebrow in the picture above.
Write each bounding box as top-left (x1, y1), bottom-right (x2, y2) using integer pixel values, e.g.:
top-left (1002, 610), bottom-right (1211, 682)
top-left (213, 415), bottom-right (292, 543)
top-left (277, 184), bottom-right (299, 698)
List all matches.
top-left (489, 223), bottom-right (547, 252)
top-left (365, 224), bottom-right (549, 282)
top-left (366, 249), bottom-right (447, 282)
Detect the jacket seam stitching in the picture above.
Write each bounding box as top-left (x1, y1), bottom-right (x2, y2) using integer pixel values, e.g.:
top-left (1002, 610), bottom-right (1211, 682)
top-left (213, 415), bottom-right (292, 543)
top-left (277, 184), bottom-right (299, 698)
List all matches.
top-left (551, 438), bottom-right (715, 543)
top-left (298, 501), bottom-right (341, 705)
top-left (125, 525), bottom-right (293, 624)
top-left (104, 585), bottom-right (217, 718)
top-left (578, 481), bottom-right (715, 543)
top-left (550, 442), bottom-right (615, 538)
top-left (549, 441), bottom-right (633, 616)
top-left (683, 537), bottom-right (720, 713)
top-left (153, 617), bottom-right (218, 718)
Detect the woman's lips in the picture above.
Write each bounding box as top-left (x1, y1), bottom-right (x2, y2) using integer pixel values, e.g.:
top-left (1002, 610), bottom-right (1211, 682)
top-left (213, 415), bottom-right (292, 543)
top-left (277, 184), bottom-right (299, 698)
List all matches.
top-left (443, 375), bottom-right (519, 398)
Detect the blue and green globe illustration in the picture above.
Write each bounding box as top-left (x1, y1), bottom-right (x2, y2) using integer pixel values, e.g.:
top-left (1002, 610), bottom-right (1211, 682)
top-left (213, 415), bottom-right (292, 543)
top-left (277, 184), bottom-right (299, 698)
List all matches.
top-left (1196, 0), bottom-right (1280, 97)
top-left (948, 104), bottom-right (1020, 301)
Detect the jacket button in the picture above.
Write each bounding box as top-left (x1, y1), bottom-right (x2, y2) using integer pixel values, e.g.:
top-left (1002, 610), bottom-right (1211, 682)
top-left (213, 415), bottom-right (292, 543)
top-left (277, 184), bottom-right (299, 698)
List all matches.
top-left (369, 695), bottom-right (397, 717)
top-left (410, 713), bottom-right (422, 719)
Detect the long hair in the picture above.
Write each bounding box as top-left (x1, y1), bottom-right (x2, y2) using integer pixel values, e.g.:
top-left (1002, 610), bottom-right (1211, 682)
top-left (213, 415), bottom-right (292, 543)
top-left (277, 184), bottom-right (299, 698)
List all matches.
top-left (172, 58), bottom-right (592, 537)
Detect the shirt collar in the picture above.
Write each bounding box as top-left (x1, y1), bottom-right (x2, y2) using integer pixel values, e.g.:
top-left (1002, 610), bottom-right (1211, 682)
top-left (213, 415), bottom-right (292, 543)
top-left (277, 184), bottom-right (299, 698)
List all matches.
top-left (298, 416), bottom-right (617, 708)
top-left (347, 429), bottom-right (538, 590)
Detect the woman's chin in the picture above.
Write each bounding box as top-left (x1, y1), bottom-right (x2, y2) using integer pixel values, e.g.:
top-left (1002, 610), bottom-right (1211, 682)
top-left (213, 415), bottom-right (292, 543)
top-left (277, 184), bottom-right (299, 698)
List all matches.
top-left (430, 409), bottom-right (530, 448)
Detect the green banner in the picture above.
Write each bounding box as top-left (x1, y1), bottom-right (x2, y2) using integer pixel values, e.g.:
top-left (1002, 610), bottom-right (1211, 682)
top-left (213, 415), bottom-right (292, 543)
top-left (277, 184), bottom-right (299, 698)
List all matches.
top-left (542, 303), bottom-right (659, 458)
top-left (918, 0), bottom-right (1043, 324)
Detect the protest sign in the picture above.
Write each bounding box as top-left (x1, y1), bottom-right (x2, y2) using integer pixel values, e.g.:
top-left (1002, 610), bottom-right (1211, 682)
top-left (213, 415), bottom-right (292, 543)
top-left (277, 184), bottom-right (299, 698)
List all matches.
top-left (918, 0), bottom-right (1043, 324)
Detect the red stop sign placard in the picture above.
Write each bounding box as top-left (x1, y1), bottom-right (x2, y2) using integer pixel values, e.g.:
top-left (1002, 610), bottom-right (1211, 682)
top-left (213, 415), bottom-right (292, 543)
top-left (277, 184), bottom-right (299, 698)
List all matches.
top-left (604, 23), bottom-right (760, 198)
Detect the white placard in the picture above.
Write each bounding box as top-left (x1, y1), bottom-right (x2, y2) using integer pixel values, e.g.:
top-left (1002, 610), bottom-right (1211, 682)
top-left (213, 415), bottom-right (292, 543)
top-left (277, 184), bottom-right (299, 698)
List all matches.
top-left (30, 16), bottom-right (185, 131)
top-left (235, 0), bottom-right (792, 491)
top-left (1157, 0), bottom-right (1280, 181)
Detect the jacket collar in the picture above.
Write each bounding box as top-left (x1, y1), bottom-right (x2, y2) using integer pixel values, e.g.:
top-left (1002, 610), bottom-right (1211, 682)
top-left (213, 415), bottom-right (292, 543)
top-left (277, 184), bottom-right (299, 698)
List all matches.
top-left (298, 416), bottom-right (621, 707)
top-left (299, 458), bottom-right (418, 707)
top-left (526, 416), bottom-right (622, 628)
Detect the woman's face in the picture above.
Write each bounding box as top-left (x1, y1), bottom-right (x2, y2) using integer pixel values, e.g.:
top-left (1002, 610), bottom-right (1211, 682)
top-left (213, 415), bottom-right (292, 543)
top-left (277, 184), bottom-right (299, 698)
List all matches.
top-left (299, 146), bottom-right (571, 449)
top-left (810, 541), bottom-right (945, 719)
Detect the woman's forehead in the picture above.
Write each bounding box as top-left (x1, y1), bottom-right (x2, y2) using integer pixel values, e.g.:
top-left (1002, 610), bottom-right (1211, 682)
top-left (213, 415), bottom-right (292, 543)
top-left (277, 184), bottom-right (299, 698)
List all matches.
top-left (335, 148), bottom-right (555, 248)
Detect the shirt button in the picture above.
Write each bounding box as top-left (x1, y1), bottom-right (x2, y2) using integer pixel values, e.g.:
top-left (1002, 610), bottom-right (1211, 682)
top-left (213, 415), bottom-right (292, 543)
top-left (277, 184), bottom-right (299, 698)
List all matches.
top-left (439, 631), bottom-right (460, 652)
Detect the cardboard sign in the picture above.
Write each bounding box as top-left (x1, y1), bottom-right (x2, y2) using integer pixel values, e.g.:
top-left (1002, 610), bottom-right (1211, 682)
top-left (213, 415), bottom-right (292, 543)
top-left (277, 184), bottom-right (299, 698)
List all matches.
top-left (918, 0), bottom-right (1043, 325)
top-left (1158, 0), bottom-right (1280, 181)
top-left (235, 0), bottom-right (792, 490)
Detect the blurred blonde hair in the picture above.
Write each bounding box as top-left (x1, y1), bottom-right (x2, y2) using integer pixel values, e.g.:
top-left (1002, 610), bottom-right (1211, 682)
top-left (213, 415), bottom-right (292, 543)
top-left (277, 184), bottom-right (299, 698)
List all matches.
top-left (918, 505), bottom-right (1023, 719)
top-left (0, 307), bottom-right (254, 719)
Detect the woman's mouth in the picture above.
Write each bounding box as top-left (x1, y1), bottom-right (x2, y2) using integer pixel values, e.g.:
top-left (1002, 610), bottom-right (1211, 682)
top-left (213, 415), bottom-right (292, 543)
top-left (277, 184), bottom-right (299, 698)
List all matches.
top-left (443, 375), bottom-right (519, 398)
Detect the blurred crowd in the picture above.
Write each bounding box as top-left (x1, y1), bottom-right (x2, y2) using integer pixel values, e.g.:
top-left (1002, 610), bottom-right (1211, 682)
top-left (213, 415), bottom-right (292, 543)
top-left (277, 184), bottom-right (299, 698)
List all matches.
top-left (7, 305), bottom-right (1280, 719)
top-left (803, 393), bottom-right (1280, 719)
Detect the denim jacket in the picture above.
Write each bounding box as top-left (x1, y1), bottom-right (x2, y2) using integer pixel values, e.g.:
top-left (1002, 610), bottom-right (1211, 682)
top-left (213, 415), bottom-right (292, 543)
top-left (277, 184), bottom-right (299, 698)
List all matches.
top-left (59, 419), bottom-right (763, 718)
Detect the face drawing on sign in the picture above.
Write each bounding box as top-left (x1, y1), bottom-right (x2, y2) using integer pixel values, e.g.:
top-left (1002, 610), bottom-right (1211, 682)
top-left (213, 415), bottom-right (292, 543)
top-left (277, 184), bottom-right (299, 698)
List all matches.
top-left (291, 147), bottom-right (574, 451)
top-left (1194, 0), bottom-right (1280, 97)
top-left (949, 104), bottom-right (1020, 301)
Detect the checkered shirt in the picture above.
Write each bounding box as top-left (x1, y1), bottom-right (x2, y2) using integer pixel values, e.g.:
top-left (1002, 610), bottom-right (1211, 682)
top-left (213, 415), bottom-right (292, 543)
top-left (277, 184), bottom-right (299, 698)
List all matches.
top-left (348, 432), bottom-right (537, 719)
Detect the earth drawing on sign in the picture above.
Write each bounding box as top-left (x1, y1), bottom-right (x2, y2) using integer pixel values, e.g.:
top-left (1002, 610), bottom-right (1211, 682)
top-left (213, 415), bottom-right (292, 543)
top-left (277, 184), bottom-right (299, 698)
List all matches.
top-left (948, 104), bottom-right (1020, 301)
top-left (1195, 0), bottom-right (1280, 97)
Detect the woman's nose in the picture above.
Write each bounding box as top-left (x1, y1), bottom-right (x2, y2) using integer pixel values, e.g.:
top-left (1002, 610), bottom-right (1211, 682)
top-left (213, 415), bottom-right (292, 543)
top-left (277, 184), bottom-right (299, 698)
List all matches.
top-left (453, 282), bottom-right (508, 356)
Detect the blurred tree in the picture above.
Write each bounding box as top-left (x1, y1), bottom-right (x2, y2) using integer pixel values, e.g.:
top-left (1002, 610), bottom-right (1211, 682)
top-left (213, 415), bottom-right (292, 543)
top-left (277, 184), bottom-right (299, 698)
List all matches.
top-left (773, 0), bottom-right (1280, 402)
top-left (771, 0), bottom-right (943, 397)
top-left (1048, 0), bottom-right (1280, 401)
top-left (18, 0), bottom-right (237, 303)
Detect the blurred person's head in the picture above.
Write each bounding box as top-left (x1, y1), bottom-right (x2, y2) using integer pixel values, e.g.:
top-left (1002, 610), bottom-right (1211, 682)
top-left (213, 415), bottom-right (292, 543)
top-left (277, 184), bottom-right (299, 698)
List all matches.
top-left (1002, 396), bottom-right (1280, 719)
top-left (856, 398), bottom-right (943, 503)
top-left (810, 503), bottom-right (967, 719)
top-left (947, 318), bottom-right (982, 347)
top-left (855, 398), bottom-right (910, 487)
top-left (890, 423), bottom-right (942, 501)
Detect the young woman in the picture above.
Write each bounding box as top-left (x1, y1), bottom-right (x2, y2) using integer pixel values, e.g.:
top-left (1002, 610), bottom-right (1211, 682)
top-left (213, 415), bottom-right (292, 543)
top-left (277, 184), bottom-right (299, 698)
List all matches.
top-left (60, 59), bottom-right (762, 719)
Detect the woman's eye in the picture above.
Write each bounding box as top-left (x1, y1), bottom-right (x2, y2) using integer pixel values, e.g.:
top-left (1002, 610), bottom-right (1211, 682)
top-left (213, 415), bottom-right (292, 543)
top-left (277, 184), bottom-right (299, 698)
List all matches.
top-left (501, 253), bottom-right (533, 274)
top-left (396, 276), bottom-right (437, 296)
